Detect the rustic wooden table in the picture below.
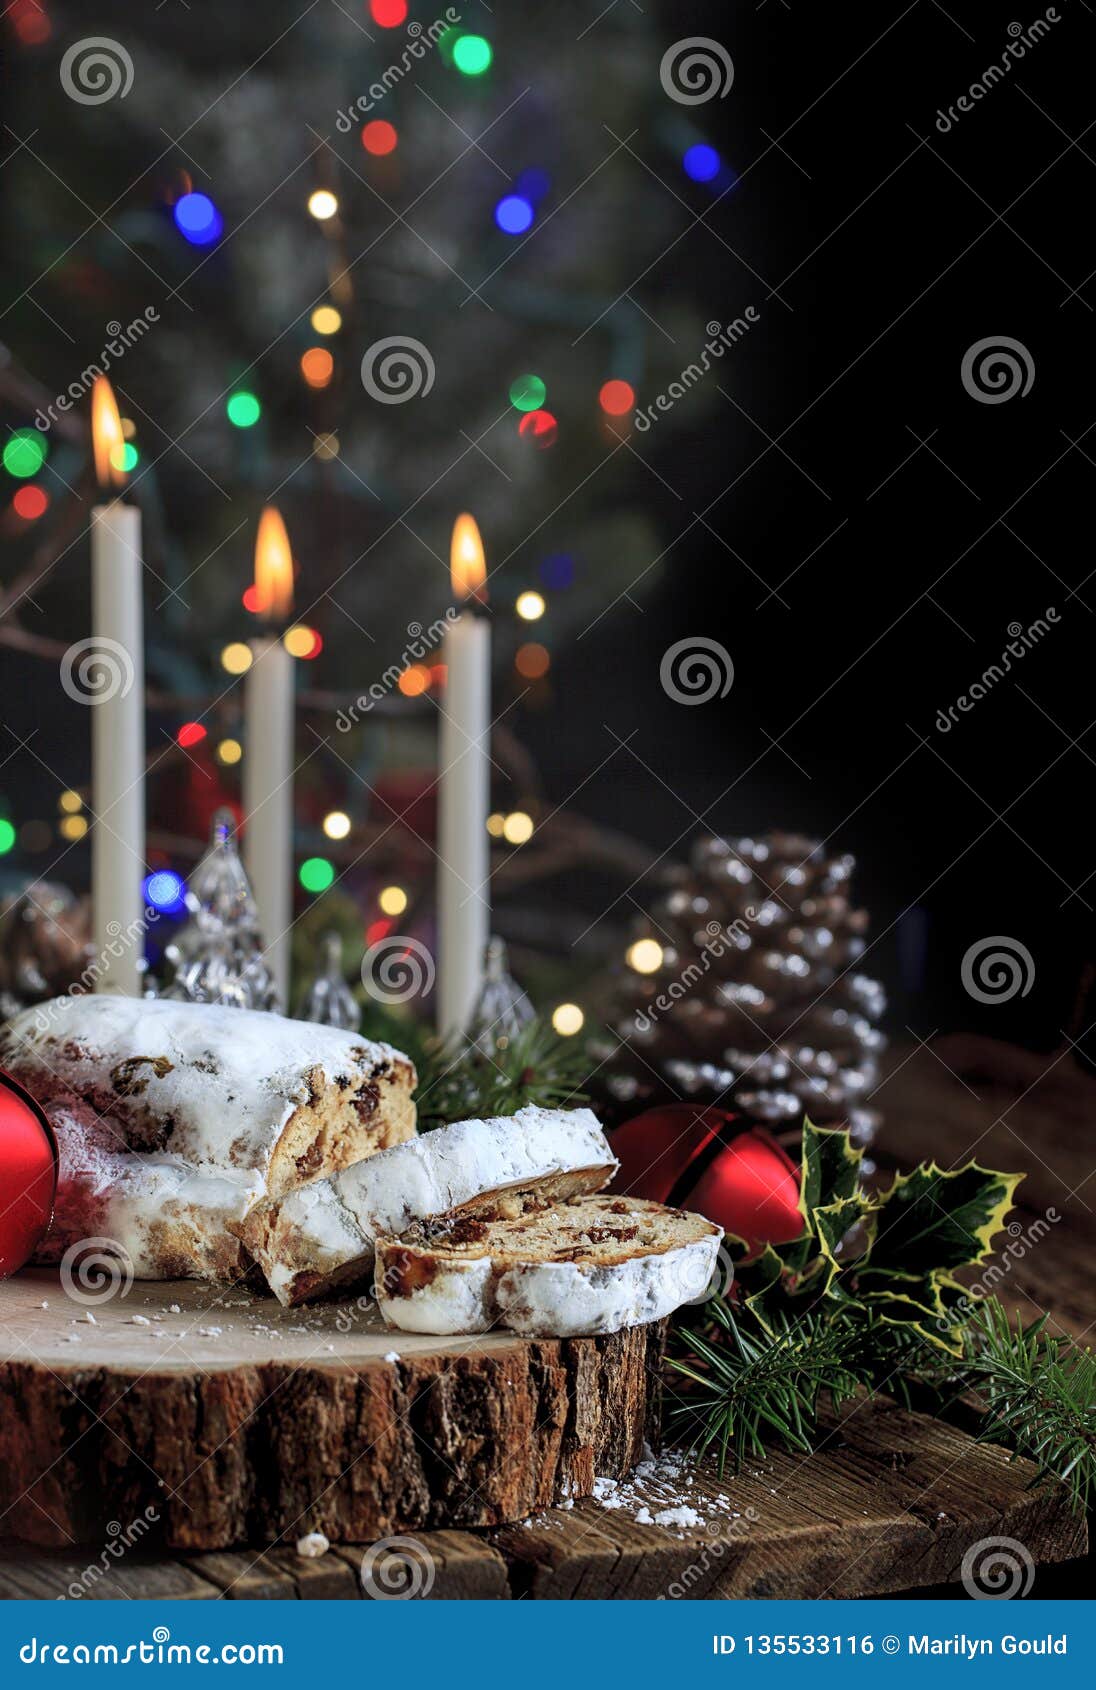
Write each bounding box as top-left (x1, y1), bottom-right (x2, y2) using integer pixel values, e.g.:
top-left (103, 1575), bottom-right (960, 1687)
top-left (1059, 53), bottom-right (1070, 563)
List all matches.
top-left (1, 1034), bottom-right (1091, 1601)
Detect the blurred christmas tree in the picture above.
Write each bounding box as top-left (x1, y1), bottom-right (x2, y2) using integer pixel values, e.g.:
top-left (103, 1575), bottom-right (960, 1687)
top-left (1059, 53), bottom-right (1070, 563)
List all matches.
top-left (0, 0), bottom-right (727, 996)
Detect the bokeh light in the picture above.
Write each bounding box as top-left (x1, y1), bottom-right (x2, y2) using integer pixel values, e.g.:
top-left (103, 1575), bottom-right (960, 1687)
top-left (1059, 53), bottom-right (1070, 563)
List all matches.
top-left (311, 305), bottom-right (342, 335)
top-left (109, 442), bottom-right (139, 474)
top-left (495, 194), bottom-right (534, 235)
top-left (227, 391), bottom-right (261, 428)
top-left (0, 819), bottom-right (14, 856)
top-left (539, 552), bottom-right (575, 590)
top-left (502, 811), bottom-right (534, 845)
top-left (60, 814), bottom-right (89, 842)
top-left (242, 584), bottom-right (263, 613)
top-left (683, 143), bottom-right (721, 183)
top-left (627, 938), bottom-right (664, 974)
top-left (518, 410), bottom-right (558, 448)
top-left (599, 379), bottom-right (635, 417)
top-left (370, 0), bottom-right (407, 23)
top-left (398, 663), bottom-right (431, 697)
top-left (143, 870), bottom-right (187, 916)
top-left (308, 189), bottom-right (339, 221)
top-left (453, 34), bottom-right (492, 75)
top-left (312, 432), bottom-right (340, 460)
top-left (176, 722), bottom-right (208, 749)
top-left (3, 431), bottom-right (47, 478)
top-left (299, 856), bottom-right (336, 893)
top-left (217, 738), bottom-right (243, 765)
top-left (362, 120), bottom-right (398, 156)
top-left (379, 885), bottom-right (408, 916)
top-left (284, 624), bottom-right (323, 659)
top-left (323, 810), bottom-right (351, 840)
top-left (552, 1003), bottom-right (585, 1036)
top-left (509, 373), bottom-right (546, 412)
top-left (301, 347), bottom-right (334, 388)
top-left (486, 812), bottom-right (505, 837)
top-left (515, 641), bottom-right (550, 679)
top-left (59, 790), bottom-right (83, 814)
top-left (173, 192), bottom-right (223, 245)
top-left (516, 590), bottom-right (545, 621)
top-left (221, 642), bottom-right (253, 675)
top-left (12, 485), bottom-right (48, 519)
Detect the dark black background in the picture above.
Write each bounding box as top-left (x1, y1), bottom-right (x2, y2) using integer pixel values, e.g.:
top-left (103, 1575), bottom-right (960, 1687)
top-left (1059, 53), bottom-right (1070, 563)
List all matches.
top-left (531, 0), bottom-right (1093, 1054)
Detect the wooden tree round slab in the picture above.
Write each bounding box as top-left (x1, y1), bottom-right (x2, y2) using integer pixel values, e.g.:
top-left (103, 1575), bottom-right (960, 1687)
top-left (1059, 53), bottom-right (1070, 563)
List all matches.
top-left (0, 1269), bottom-right (664, 1551)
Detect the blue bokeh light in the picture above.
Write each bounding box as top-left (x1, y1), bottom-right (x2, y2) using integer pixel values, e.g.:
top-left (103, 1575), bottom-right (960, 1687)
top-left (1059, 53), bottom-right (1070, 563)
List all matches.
top-left (494, 194), bottom-right (535, 235)
top-left (143, 869), bottom-right (188, 916)
top-left (539, 552), bottom-right (575, 591)
top-left (683, 144), bottom-right (721, 184)
top-left (514, 168), bottom-right (551, 204)
top-left (173, 192), bottom-right (224, 246)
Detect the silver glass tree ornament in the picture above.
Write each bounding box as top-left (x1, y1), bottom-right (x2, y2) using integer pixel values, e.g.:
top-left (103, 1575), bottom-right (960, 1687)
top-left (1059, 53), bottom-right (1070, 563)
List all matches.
top-left (296, 931), bottom-right (360, 1030)
top-left (162, 809), bottom-right (280, 1011)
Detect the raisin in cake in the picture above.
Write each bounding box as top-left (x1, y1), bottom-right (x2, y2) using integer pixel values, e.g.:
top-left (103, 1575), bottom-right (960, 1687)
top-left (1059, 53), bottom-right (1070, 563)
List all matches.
top-left (237, 1105), bottom-right (617, 1305)
top-left (374, 1194), bottom-right (723, 1337)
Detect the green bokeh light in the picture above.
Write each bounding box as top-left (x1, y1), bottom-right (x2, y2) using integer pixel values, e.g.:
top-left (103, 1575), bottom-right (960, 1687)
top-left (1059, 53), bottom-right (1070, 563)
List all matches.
top-left (299, 856), bottom-right (336, 894)
top-left (110, 443), bottom-right (139, 474)
top-left (3, 431), bottom-right (47, 479)
top-left (453, 34), bottom-right (492, 75)
top-left (509, 374), bottom-right (547, 413)
top-left (227, 391), bottom-right (262, 428)
top-left (0, 819), bottom-right (15, 855)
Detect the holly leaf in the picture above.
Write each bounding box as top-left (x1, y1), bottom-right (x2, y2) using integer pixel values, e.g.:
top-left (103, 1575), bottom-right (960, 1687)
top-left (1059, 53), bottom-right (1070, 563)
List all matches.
top-left (856, 1272), bottom-right (971, 1357)
top-left (800, 1120), bottom-right (863, 1218)
top-left (813, 1192), bottom-right (877, 1268)
top-left (862, 1161), bottom-right (1024, 1278)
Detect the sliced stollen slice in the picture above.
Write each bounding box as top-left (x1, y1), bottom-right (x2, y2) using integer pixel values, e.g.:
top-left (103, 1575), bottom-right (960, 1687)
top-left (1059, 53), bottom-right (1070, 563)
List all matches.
top-left (374, 1194), bottom-right (723, 1338)
top-left (236, 1104), bottom-right (617, 1306)
top-left (0, 995), bottom-right (416, 1199)
top-left (36, 1099), bottom-right (263, 1281)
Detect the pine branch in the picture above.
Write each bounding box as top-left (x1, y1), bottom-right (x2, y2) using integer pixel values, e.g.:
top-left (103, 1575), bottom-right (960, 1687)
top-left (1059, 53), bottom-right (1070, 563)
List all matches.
top-left (960, 1301), bottom-right (1096, 1513)
top-left (666, 1299), bottom-right (871, 1474)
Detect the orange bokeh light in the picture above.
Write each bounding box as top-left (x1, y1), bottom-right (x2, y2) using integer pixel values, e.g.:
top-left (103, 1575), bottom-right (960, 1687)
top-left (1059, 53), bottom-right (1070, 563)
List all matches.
top-left (599, 379), bottom-right (635, 417)
top-left (515, 642), bottom-right (550, 680)
top-left (300, 347), bottom-right (334, 388)
top-left (398, 664), bottom-right (431, 697)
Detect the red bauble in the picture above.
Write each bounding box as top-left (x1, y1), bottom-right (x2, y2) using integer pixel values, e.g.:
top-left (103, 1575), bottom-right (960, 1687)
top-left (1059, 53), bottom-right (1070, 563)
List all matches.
top-left (609, 1103), bottom-right (803, 1251)
top-left (0, 1072), bottom-right (58, 1278)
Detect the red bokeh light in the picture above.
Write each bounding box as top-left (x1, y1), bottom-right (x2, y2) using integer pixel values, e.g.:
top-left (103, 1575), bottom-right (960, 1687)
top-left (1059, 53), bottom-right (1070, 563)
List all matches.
top-left (242, 584), bottom-right (262, 613)
top-left (369, 0), bottom-right (407, 25)
top-left (599, 379), bottom-right (635, 417)
top-left (366, 917), bottom-right (394, 947)
top-left (176, 722), bottom-right (208, 749)
top-left (362, 120), bottom-right (398, 157)
top-left (12, 486), bottom-right (49, 520)
top-left (518, 409), bottom-right (558, 449)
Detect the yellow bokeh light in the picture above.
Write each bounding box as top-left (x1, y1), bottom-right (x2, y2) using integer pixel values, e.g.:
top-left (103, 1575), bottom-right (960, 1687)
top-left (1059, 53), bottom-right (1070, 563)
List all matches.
top-left (221, 641), bottom-right (253, 675)
top-left (516, 590), bottom-right (545, 621)
top-left (217, 738), bottom-right (243, 765)
top-left (308, 190), bottom-right (338, 221)
top-left (551, 1002), bottom-right (585, 1037)
top-left (486, 812), bottom-right (505, 837)
top-left (323, 810), bottom-right (351, 840)
top-left (626, 938), bottom-right (664, 975)
top-left (311, 305), bottom-right (342, 335)
top-left (379, 885), bottom-right (408, 916)
top-left (313, 431), bottom-right (340, 460)
top-left (59, 789), bottom-right (83, 814)
top-left (283, 625), bottom-right (318, 658)
top-left (60, 814), bottom-right (89, 842)
top-left (502, 810), bottom-right (534, 845)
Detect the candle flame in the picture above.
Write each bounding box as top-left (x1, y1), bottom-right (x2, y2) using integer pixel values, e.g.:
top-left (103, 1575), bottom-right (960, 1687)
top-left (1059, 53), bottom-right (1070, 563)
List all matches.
top-left (450, 513), bottom-right (487, 604)
top-left (91, 376), bottom-right (126, 491)
top-left (253, 506), bottom-right (294, 623)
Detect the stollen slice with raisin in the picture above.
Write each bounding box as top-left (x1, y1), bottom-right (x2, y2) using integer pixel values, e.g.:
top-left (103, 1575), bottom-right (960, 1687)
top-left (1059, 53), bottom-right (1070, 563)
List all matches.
top-left (374, 1194), bottom-right (723, 1338)
top-left (237, 1104), bottom-right (616, 1305)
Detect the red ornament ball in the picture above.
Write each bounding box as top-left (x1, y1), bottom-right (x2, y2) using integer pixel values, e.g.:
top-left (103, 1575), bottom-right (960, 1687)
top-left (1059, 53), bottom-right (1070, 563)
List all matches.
top-left (609, 1103), bottom-right (803, 1252)
top-left (0, 1073), bottom-right (57, 1278)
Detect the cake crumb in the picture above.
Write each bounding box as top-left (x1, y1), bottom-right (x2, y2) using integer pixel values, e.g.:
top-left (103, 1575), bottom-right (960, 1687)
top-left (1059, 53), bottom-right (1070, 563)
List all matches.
top-left (383, 1350), bottom-right (401, 1363)
top-left (128, 1315), bottom-right (151, 1326)
top-left (168, 1304), bottom-right (181, 1315)
top-left (198, 1326), bottom-right (222, 1338)
top-left (296, 1532), bottom-right (329, 1559)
